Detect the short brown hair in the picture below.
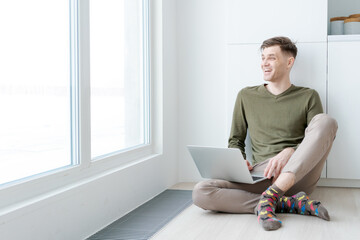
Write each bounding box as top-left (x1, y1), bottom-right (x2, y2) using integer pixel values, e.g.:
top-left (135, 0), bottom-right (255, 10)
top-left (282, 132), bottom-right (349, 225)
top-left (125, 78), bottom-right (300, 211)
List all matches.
top-left (260, 36), bottom-right (297, 58)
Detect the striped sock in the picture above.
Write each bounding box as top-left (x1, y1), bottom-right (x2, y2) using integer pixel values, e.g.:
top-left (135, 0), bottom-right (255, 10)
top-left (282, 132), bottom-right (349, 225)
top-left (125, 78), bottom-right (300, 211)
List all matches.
top-left (255, 185), bottom-right (284, 231)
top-left (277, 192), bottom-right (330, 221)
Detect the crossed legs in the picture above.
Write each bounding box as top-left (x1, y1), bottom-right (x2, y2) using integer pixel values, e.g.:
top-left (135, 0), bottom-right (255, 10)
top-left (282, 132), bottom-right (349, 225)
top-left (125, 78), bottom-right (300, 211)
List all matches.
top-left (192, 114), bottom-right (338, 230)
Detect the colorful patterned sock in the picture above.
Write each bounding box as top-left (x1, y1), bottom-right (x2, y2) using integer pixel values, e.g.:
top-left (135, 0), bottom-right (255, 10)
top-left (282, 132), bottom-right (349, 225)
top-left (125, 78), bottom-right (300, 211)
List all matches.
top-left (255, 185), bottom-right (284, 231)
top-left (277, 192), bottom-right (330, 221)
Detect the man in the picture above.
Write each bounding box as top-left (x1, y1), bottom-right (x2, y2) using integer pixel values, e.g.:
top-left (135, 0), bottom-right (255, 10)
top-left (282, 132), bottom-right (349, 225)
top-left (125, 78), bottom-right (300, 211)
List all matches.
top-left (192, 36), bottom-right (338, 231)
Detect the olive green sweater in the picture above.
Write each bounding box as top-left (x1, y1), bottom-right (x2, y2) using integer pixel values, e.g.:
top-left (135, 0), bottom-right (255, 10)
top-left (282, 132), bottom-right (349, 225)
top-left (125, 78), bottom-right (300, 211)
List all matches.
top-left (228, 84), bottom-right (323, 164)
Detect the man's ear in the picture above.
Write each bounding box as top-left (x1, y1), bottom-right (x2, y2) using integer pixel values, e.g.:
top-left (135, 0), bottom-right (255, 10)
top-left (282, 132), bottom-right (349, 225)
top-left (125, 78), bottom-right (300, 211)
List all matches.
top-left (287, 57), bottom-right (295, 69)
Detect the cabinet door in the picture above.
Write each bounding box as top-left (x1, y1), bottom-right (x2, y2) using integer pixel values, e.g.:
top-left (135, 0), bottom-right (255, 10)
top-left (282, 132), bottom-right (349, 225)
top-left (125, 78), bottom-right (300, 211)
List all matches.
top-left (227, 0), bottom-right (327, 44)
top-left (227, 43), bottom-right (327, 176)
top-left (327, 41), bottom-right (360, 179)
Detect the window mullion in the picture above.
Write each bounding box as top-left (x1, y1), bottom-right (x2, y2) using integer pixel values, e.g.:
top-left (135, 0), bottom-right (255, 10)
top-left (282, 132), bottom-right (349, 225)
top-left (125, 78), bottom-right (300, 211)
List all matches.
top-left (143, 0), bottom-right (151, 145)
top-left (78, 0), bottom-right (91, 168)
top-left (70, 0), bottom-right (80, 165)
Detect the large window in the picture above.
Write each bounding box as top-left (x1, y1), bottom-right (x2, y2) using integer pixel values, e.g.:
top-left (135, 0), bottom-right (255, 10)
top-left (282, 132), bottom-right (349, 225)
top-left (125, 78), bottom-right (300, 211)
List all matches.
top-left (90, 0), bottom-right (150, 159)
top-left (0, 0), bottom-right (150, 186)
top-left (0, 0), bottom-right (76, 185)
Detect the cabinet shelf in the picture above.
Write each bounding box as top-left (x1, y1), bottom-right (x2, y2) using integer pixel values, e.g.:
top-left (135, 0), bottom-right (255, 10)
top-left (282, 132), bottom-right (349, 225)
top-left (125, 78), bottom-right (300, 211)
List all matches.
top-left (328, 34), bottom-right (360, 42)
top-left (328, 0), bottom-right (360, 36)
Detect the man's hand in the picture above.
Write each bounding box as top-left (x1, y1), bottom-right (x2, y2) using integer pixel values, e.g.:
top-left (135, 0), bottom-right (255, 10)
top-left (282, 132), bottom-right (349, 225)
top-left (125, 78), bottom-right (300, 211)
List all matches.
top-left (264, 148), bottom-right (295, 181)
top-left (245, 160), bottom-right (253, 171)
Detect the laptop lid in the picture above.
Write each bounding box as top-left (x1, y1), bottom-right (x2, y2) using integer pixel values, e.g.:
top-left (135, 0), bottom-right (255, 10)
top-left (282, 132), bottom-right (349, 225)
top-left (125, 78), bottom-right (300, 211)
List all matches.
top-left (187, 145), bottom-right (266, 184)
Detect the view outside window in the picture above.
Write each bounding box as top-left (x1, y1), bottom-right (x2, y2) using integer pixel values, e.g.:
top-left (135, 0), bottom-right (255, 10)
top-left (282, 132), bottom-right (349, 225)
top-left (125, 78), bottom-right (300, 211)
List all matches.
top-left (0, 0), bottom-right (73, 184)
top-left (90, 0), bottom-right (149, 159)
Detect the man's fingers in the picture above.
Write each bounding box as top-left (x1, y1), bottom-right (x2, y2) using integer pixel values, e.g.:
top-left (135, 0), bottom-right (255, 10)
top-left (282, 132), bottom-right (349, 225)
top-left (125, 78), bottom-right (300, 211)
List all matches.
top-left (267, 166), bottom-right (275, 179)
top-left (264, 158), bottom-right (275, 178)
top-left (266, 160), bottom-right (276, 179)
top-left (264, 160), bottom-right (271, 177)
top-left (273, 166), bottom-right (281, 180)
top-left (246, 160), bottom-right (253, 170)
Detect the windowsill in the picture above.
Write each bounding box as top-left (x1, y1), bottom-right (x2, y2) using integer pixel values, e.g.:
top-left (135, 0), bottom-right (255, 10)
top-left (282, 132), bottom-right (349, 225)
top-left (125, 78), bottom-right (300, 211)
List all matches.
top-left (328, 34), bottom-right (360, 42)
top-left (0, 151), bottom-right (161, 215)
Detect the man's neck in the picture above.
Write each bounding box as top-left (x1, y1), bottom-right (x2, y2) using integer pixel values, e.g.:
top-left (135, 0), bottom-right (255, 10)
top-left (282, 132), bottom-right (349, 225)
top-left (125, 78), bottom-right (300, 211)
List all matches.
top-left (265, 81), bottom-right (292, 96)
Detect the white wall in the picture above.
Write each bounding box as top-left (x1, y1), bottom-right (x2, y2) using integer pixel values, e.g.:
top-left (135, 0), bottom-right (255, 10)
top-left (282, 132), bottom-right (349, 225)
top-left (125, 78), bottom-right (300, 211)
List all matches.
top-left (0, 0), bottom-right (179, 239)
top-left (227, 0), bottom-right (327, 43)
top-left (177, 0), bottom-right (228, 182)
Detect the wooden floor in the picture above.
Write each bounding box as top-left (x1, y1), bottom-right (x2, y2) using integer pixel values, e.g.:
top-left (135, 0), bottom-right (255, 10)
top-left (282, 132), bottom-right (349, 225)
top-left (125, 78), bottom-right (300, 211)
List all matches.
top-left (151, 183), bottom-right (360, 240)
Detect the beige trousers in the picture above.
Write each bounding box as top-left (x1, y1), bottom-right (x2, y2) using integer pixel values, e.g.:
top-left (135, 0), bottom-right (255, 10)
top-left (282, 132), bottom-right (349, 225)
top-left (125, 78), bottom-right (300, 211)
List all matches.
top-left (192, 114), bottom-right (338, 214)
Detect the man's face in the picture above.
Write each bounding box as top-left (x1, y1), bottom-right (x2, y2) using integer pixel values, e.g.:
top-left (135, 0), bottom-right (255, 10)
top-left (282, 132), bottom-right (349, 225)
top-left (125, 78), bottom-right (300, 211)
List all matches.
top-left (261, 45), bottom-right (291, 82)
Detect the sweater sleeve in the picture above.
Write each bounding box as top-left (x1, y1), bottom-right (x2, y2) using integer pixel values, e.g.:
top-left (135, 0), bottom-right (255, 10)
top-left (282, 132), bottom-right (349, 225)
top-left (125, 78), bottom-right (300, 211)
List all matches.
top-left (228, 90), bottom-right (248, 159)
top-left (307, 90), bottom-right (324, 125)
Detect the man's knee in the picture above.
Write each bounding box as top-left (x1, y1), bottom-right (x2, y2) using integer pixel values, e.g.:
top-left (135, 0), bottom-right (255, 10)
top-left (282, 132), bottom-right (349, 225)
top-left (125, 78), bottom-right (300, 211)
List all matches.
top-left (192, 180), bottom-right (219, 210)
top-left (310, 114), bottom-right (338, 139)
top-left (313, 114), bottom-right (338, 133)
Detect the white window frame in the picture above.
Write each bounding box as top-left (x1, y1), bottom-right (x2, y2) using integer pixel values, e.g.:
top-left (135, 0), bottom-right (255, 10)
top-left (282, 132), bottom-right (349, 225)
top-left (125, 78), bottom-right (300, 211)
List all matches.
top-left (0, 0), bottom-right (156, 211)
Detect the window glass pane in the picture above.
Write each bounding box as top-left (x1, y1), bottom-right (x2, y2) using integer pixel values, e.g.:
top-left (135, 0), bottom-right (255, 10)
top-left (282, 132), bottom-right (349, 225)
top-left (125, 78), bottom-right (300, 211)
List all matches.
top-left (90, 0), bottom-right (149, 159)
top-left (0, 0), bottom-right (72, 184)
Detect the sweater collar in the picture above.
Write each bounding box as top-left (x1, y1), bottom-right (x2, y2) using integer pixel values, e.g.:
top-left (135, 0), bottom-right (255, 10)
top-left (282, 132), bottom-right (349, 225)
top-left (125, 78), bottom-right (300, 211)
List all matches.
top-left (260, 84), bottom-right (295, 98)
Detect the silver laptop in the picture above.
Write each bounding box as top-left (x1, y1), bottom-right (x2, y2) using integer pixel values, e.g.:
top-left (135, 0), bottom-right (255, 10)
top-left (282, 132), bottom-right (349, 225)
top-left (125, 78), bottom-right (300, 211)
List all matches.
top-left (187, 145), bottom-right (267, 184)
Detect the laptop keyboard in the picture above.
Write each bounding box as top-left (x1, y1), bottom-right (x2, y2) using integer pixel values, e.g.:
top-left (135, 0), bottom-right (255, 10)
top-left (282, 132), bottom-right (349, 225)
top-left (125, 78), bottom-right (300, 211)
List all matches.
top-left (252, 176), bottom-right (264, 181)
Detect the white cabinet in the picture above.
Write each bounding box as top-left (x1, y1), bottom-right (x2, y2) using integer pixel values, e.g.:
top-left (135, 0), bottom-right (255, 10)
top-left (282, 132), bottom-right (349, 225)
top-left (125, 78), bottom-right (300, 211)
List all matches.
top-left (227, 0), bottom-right (328, 44)
top-left (327, 40), bottom-right (360, 179)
